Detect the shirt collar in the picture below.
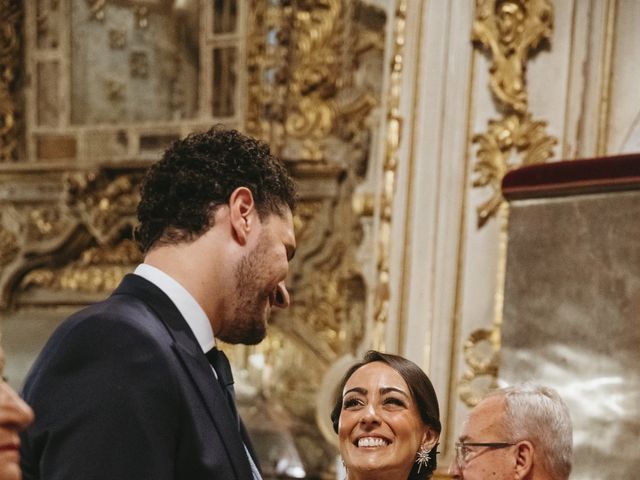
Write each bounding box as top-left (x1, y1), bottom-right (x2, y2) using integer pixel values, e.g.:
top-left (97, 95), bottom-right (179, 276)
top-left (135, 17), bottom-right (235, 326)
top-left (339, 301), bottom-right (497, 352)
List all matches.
top-left (134, 263), bottom-right (215, 353)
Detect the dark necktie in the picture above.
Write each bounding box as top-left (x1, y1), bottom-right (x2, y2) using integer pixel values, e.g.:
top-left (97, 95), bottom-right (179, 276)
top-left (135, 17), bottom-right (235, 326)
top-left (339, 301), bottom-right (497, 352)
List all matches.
top-left (205, 347), bottom-right (240, 429)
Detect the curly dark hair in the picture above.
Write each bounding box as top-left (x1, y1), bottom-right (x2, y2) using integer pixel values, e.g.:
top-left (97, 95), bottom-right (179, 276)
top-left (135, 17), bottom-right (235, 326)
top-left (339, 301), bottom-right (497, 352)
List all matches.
top-left (135, 127), bottom-right (296, 253)
top-left (330, 350), bottom-right (441, 480)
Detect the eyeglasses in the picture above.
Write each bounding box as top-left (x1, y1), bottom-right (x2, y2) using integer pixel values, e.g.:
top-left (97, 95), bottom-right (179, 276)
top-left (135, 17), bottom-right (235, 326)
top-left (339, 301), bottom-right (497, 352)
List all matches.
top-left (454, 441), bottom-right (515, 468)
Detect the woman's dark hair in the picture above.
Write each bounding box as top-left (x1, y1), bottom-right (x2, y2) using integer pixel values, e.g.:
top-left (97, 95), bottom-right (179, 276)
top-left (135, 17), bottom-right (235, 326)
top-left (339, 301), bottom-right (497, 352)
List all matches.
top-left (135, 126), bottom-right (297, 253)
top-left (330, 350), bottom-right (441, 479)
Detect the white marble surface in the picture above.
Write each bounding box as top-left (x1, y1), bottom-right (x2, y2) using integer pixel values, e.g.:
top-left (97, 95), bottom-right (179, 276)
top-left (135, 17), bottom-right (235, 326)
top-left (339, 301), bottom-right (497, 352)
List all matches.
top-left (502, 191), bottom-right (640, 479)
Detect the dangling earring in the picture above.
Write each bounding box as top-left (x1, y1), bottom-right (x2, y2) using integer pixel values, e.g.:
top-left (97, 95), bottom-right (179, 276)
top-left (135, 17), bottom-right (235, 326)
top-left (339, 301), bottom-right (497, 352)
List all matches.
top-left (415, 446), bottom-right (430, 473)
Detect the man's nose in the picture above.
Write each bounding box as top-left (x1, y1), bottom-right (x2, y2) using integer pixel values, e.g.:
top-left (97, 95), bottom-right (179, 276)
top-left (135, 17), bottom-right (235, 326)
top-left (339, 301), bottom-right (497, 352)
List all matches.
top-left (273, 281), bottom-right (290, 309)
top-left (447, 458), bottom-right (462, 478)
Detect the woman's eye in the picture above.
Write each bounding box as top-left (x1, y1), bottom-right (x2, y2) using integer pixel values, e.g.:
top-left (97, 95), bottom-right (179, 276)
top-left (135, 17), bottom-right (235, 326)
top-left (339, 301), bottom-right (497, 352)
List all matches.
top-left (383, 397), bottom-right (406, 407)
top-left (343, 398), bottom-right (362, 409)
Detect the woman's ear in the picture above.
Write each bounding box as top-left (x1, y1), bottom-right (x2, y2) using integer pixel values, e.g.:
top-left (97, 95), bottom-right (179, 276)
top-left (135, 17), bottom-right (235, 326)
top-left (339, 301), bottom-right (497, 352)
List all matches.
top-left (228, 187), bottom-right (256, 245)
top-left (420, 427), bottom-right (440, 451)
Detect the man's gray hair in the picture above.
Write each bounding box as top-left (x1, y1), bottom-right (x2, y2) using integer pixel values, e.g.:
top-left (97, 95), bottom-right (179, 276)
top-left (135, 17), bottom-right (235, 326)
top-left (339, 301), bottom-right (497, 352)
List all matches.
top-left (486, 383), bottom-right (573, 480)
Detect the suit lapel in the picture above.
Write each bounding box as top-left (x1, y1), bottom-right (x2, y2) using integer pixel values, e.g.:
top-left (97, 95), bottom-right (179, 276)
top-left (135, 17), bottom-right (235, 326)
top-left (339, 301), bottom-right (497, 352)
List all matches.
top-left (240, 421), bottom-right (261, 474)
top-left (113, 274), bottom-right (254, 479)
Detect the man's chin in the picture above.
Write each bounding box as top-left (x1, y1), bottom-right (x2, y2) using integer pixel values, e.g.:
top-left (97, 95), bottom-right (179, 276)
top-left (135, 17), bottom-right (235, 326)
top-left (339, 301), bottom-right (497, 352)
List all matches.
top-left (218, 322), bottom-right (266, 345)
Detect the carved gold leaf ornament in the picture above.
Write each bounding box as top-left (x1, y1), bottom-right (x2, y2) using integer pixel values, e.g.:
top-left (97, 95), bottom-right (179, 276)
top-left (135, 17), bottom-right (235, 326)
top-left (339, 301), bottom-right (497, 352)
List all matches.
top-left (0, 225), bottom-right (18, 267)
top-left (21, 239), bottom-right (140, 294)
top-left (473, 113), bottom-right (557, 225)
top-left (0, 0), bottom-right (22, 162)
top-left (462, 0), bottom-right (557, 406)
top-left (64, 171), bottom-right (141, 243)
top-left (472, 0), bottom-right (556, 228)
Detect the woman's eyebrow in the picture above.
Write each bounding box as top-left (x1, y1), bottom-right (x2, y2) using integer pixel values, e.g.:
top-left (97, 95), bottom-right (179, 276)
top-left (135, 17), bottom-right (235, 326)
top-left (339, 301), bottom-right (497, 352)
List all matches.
top-left (380, 387), bottom-right (410, 398)
top-left (343, 387), bottom-right (367, 397)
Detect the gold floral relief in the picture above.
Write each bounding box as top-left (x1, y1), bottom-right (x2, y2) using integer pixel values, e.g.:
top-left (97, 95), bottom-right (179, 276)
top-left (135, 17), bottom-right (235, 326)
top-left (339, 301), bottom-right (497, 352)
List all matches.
top-left (471, 0), bottom-right (556, 228)
top-left (26, 207), bottom-right (68, 242)
top-left (284, 0), bottom-right (342, 156)
top-left (0, 0), bottom-right (23, 162)
top-left (473, 112), bottom-right (557, 225)
top-left (463, 0), bottom-right (557, 407)
top-left (0, 225), bottom-right (18, 267)
top-left (64, 171), bottom-right (142, 243)
top-left (20, 239), bottom-right (140, 294)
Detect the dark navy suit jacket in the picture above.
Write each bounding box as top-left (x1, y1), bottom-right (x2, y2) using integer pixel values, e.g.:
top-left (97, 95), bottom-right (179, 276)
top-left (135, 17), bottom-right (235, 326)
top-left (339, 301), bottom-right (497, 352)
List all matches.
top-left (20, 274), bottom-right (258, 479)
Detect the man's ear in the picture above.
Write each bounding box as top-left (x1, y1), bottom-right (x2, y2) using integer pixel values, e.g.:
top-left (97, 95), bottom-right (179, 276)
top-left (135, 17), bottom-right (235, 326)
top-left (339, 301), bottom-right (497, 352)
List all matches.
top-left (420, 427), bottom-right (439, 452)
top-left (228, 187), bottom-right (256, 245)
top-left (514, 440), bottom-right (534, 480)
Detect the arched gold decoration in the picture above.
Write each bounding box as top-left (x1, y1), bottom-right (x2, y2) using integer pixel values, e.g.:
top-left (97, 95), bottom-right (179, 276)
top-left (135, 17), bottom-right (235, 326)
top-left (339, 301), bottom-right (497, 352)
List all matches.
top-left (462, 0), bottom-right (557, 407)
top-left (0, 0), bottom-right (22, 162)
top-left (0, 167), bottom-right (144, 308)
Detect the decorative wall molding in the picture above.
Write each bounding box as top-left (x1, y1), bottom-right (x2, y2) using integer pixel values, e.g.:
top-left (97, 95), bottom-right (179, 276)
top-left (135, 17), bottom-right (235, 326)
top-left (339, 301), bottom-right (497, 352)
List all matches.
top-left (471, 0), bottom-right (556, 227)
top-left (372, 0), bottom-right (407, 351)
top-left (460, 0), bottom-right (557, 407)
top-left (0, 0), bottom-right (23, 162)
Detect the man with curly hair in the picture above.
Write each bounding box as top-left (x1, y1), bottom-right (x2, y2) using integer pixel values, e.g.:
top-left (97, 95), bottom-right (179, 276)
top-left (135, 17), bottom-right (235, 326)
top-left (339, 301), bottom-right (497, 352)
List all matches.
top-left (20, 128), bottom-right (297, 480)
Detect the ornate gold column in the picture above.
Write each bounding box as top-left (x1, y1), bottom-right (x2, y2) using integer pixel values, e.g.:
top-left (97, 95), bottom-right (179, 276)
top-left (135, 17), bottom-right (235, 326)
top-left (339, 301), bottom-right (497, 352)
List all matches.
top-left (459, 0), bottom-right (557, 406)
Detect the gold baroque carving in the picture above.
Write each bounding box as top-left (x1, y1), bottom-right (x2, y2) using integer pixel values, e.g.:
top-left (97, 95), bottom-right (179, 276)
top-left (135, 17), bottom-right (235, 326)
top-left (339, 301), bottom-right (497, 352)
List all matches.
top-left (473, 112), bottom-right (557, 225)
top-left (457, 328), bottom-right (500, 406)
top-left (64, 171), bottom-right (142, 244)
top-left (26, 207), bottom-right (66, 242)
top-left (0, 0), bottom-right (22, 162)
top-left (462, 0), bottom-right (557, 407)
top-left (21, 239), bottom-right (140, 294)
top-left (471, 0), bottom-right (556, 228)
top-left (285, 198), bottom-right (365, 360)
top-left (284, 0), bottom-right (342, 160)
top-left (0, 225), bottom-right (18, 267)
top-left (246, 0), bottom-right (381, 162)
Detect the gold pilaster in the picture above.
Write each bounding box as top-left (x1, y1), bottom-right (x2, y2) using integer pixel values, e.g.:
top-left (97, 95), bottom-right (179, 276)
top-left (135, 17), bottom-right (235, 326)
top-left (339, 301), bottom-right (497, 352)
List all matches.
top-left (460, 0), bottom-right (557, 406)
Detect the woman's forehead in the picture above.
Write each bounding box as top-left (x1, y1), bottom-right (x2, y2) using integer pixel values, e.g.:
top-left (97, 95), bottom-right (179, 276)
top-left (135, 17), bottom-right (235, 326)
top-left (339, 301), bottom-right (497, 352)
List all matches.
top-left (343, 361), bottom-right (409, 392)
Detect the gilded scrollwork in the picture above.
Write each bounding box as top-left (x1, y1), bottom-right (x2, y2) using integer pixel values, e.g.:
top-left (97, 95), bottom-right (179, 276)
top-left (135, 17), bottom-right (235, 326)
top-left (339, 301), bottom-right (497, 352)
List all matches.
top-left (64, 171), bottom-right (142, 244)
top-left (458, 327), bottom-right (500, 406)
top-left (471, 0), bottom-right (556, 228)
top-left (0, 0), bottom-right (22, 162)
top-left (280, 197), bottom-right (366, 361)
top-left (246, 0), bottom-right (382, 163)
top-left (473, 112), bottom-right (557, 225)
top-left (26, 207), bottom-right (66, 242)
top-left (0, 225), bottom-right (18, 267)
top-left (462, 0), bottom-right (557, 407)
top-left (284, 0), bottom-right (341, 158)
top-left (21, 239), bottom-right (140, 294)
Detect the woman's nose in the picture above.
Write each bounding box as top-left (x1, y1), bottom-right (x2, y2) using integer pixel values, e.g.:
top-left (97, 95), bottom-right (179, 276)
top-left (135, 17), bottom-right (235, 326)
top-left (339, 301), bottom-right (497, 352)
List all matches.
top-left (0, 382), bottom-right (35, 431)
top-left (359, 403), bottom-right (381, 427)
top-left (273, 281), bottom-right (290, 309)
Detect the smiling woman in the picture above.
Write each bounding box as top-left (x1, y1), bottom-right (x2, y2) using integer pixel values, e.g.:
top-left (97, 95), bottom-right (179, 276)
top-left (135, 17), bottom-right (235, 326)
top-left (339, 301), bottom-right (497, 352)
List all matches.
top-left (0, 342), bottom-right (34, 480)
top-left (330, 351), bottom-right (441, 480)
